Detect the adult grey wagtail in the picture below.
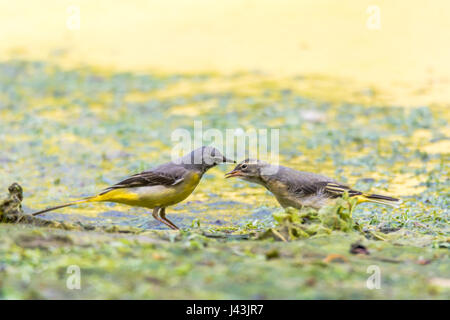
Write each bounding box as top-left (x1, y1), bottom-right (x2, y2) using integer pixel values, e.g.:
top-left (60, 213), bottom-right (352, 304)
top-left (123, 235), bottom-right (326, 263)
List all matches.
top-left (225, 159), bottom-right (401, 210)
top-left (32, 146), bottom-right (235, 230)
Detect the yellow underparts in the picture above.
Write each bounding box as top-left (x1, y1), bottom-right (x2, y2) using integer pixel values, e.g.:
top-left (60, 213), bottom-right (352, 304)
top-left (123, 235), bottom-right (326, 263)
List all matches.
top-left (354, 195), bottom-right (368, 204)
top-left (87, 172), bottom-right (202, 209)
top-left (325, 195), bottom-right (384, 206)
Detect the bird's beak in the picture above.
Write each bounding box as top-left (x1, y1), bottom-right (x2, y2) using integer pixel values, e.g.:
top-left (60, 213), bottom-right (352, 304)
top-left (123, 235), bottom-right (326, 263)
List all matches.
top-left (225, 169), bottom-right (242, 178)
top-left (222, 156), bottom-right (236, 164)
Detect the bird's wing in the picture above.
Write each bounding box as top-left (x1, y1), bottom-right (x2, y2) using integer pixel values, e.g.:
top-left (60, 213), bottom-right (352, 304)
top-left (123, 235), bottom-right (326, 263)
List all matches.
top-left (283, 168), bottom-right (362, 199)
top-left (288, 180), bottom-right (328, 197)
top-left (290, 181), bottom-right (362, 198)
top-left (322, 182), bottom-right (362, 198)
top-left (99, 166), bottom-right (187, 195)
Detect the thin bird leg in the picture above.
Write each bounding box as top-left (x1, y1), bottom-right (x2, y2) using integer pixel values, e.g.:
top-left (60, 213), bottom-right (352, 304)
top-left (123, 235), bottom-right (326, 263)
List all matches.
top-left (159, 207), bottom-right (180, 230)
top-left (151, 207), bottom-right (177, 230)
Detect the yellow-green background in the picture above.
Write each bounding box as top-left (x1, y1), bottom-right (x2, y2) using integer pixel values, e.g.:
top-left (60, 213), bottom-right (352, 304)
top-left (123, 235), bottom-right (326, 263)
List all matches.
top-left (0, 0), bottom-right (448, 299)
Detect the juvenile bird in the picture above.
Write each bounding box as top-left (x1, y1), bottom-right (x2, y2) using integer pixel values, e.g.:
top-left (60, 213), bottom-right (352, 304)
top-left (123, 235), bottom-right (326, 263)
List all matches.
top-left (32, 146), bottom-right (235, 230)
top-left (225, 159), bottom-right (401, 210)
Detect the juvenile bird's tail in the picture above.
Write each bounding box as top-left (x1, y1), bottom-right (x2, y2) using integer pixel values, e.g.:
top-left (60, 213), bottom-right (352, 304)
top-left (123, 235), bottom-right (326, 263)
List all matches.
top-left (359, 193), bottom-right (402, 208)
top-left (32, 197), bottom-right (94, 216)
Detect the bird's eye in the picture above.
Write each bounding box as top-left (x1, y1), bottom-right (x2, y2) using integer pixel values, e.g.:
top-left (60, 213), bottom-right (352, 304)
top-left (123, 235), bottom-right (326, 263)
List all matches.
top-left (241, 164), bottom-right (248, 170)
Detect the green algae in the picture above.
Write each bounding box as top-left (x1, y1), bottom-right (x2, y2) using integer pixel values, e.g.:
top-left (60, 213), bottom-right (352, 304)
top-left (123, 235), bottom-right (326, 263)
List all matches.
top-left (0, 60), bottom-right (449, 299)
top-left (0, 183), bottom-right (146, 234)
top-left (0, 183), bottom-right (24, 222)
top-left (0, 223), bottom-right (448, 299)
top-left (0, 183), bottom-right (58, 228)
top-left (259, 195), bottom-right (363, 241)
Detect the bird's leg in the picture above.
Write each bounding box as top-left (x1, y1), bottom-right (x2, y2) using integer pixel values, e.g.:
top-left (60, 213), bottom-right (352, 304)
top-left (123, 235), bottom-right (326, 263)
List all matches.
top-left (151, 207), bottom-right (178, 230)
top-left (158, 207), bottom-right (180, 230)
top-left (152, 207), bottom-right (174, 230)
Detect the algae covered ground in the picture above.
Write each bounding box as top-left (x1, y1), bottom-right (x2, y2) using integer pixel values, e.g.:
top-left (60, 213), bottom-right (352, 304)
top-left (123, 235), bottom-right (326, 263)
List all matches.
top-left (0, 60), bottom-right (449, 299)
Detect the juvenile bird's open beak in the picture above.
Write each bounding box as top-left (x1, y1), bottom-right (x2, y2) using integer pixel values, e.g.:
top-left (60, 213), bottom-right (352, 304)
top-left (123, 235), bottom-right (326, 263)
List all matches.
top-left (222, 156), bottom-right (236, 164)
top-left (225, 169), bottom-right (242, 178)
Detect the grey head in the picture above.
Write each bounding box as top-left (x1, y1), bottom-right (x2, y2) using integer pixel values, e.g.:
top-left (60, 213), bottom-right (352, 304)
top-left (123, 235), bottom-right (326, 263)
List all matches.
top-left (176, 146), bottom-right (235, 173)
top-left (225, 159), bottom-right (277, 185)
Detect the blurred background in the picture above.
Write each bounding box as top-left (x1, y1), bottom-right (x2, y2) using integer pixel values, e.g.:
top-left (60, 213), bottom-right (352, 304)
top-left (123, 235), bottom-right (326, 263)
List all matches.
top-left (1, 0), bottom-right (450, 106)
top-left (0, 0), bottom-right (449, 299)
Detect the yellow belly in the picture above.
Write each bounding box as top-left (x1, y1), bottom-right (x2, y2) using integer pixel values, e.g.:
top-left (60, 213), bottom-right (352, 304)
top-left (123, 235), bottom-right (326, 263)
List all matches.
top-left (91, 172), bottom-right (201, 209)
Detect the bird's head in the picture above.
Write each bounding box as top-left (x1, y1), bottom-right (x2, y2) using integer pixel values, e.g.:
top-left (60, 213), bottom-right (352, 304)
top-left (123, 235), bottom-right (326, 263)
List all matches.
top-left (225, 159), bottom-right (270, 184)
top-left (179, 146), bottom-right (235, 173)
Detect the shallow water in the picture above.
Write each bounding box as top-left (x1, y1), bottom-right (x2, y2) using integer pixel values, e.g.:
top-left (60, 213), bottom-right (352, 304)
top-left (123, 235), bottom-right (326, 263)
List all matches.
top-left (0, 60), bottom-right (448, 299)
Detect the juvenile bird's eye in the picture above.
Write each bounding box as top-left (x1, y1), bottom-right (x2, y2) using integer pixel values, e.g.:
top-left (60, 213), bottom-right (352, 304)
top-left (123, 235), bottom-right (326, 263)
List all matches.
top-left (241, 164), bottom-right (248, 170)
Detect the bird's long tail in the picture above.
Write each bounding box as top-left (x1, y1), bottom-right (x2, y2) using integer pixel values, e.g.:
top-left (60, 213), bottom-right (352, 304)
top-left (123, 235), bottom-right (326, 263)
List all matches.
top-left (358, 193), bottom-right (402, 208)
top-left (32, 197), bottom-right (94, 216)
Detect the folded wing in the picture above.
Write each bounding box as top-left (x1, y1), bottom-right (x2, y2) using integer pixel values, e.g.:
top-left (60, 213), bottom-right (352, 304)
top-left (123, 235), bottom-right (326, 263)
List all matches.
top-left (99, 166), bottom-right (186, 195)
